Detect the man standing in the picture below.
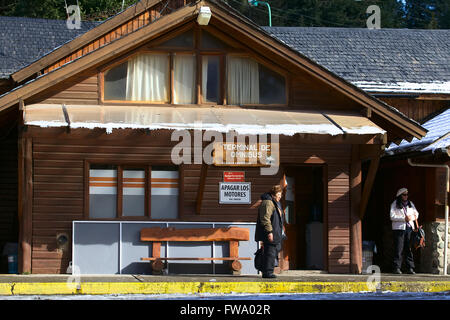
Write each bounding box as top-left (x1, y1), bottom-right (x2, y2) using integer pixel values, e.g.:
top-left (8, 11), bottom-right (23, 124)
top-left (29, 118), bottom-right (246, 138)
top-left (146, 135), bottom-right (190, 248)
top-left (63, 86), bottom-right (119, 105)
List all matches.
top-left (255, 185), bottom-right (284, 278)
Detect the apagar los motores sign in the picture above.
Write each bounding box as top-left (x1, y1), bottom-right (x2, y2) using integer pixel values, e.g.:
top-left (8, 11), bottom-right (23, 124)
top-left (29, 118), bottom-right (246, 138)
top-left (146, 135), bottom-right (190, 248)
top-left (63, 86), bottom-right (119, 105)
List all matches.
top-left (219, 182), bottom-right (251, 204)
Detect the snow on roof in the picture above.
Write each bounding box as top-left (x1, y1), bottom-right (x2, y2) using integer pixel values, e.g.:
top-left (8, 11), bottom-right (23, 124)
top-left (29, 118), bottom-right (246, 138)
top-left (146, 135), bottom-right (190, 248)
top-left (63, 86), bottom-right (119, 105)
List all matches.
top-left (386, 108), bottom-right (450, 155)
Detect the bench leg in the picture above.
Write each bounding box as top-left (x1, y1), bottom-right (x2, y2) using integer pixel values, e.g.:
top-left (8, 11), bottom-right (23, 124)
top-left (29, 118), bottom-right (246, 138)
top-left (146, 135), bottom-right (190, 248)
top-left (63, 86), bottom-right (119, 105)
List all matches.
top-left (231, 260), bottom-right (242, 275)
top-left (151, 259), bottom-right (165, 275)
top-left (151, 242), bottom-right (164, 275)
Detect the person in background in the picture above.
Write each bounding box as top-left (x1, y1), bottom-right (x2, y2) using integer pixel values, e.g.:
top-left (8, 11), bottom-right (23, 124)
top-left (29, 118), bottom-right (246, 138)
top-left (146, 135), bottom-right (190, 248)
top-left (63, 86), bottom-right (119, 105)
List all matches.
top-left (255, 185), bottom-right (285, 279)
top-left (390, 187), bottom-right (419, 274)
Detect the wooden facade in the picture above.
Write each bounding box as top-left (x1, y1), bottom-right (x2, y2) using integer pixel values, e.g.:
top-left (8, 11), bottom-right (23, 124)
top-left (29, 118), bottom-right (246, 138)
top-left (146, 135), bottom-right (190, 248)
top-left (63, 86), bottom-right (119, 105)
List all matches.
top-left (17, 125), bottom-right (360, 274)
top-left (0, 0), bottom-right (428, 275)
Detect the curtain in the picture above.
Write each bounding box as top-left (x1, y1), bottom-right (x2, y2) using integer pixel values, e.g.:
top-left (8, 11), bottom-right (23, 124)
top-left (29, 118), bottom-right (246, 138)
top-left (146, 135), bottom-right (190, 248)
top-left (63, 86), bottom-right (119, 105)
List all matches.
top-left (202, 56), bottom-right (209, 103)
top-left (227, 56), bottom-right (259, 105)
top-left (173, 54), bottom-right (196, 104)
top-left (126, 53), bottom-right (169, 101)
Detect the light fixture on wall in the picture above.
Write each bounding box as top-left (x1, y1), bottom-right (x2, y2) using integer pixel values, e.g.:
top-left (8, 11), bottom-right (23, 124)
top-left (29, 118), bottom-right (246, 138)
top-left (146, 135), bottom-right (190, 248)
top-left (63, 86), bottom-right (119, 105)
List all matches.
top-left (197, 6), bottom-right (212, 25)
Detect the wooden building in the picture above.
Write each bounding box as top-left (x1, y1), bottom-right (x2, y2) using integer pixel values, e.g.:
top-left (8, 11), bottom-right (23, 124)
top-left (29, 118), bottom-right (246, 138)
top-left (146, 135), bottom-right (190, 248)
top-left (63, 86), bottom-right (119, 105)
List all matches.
top-left (0, 0), bottom-right (427, 275)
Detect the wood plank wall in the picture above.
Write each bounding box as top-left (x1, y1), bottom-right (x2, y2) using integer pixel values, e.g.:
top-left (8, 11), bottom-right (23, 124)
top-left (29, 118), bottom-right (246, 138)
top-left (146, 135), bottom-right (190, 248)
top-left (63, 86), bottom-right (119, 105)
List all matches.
top-left (27, 71), bottom-right (98, 106)
top-left (27, 129), bottom-right (352, 273)
top-left (379, 97), bottom-right (449, 123)
top-left (290, 74), bottom-right (361, 111)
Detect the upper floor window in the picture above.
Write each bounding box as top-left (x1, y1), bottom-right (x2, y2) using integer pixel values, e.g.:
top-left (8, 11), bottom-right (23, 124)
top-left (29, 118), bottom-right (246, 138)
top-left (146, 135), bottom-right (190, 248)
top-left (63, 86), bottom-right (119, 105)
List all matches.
top-left (102, 29), bottom-right (287, 105)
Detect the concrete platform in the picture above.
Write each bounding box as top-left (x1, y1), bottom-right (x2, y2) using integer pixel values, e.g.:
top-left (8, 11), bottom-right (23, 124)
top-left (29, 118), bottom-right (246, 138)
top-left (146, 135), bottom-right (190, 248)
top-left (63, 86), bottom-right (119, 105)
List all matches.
top-left (0, 271), bottom-right (449, 295)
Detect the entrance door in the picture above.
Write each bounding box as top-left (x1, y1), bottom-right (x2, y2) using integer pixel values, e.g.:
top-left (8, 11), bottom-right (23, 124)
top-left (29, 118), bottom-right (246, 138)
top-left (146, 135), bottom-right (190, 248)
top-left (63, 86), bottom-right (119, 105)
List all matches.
top-left (282, 166), bottom-right (325, 270)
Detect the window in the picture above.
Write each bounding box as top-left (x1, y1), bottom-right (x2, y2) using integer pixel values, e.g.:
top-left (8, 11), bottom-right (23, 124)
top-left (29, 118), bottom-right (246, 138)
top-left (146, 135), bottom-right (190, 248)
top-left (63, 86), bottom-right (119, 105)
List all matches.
top-left (104, 62), bottom-right (127, 100)
top-left (200, 30), bottom-right (230, 50)
top-left (173, 54), bottom-right (196, 104)
top-left (88, 164), bottom-right (179, 219)
top-left (156, 29), bottom-right (194, 48)
top-left (201, 55), bottom-right (220, 104)
top-left (126, 53), bottom-right (169, 102)
top-left (227, 56), bottom-right (286, 105)
top-left (151, 166), bottom-right (179, 219)
top-left (89, 165), bottom-right (118, 219)
top-left (102, 29), bottom-right (287, 105)
top-left (122, 168), bottom-right (146, 217)
top-left (103, 53), bottom-right (169, 102)
top-left (227, 56), bottom-right (259, 105)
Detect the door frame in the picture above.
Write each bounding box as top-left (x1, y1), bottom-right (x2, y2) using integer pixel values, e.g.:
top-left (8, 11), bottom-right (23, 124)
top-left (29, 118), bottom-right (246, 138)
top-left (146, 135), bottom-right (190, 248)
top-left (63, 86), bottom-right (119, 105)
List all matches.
top-left (280, 163), bottom-right (328, 271)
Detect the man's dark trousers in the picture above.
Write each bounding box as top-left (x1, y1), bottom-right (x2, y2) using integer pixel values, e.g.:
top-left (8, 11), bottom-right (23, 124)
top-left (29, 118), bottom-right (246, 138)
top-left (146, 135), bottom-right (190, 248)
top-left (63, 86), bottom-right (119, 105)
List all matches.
top-left (262, 242), bottom-right (281, 276)
top-left (393, 226), bottom-right (415, 271)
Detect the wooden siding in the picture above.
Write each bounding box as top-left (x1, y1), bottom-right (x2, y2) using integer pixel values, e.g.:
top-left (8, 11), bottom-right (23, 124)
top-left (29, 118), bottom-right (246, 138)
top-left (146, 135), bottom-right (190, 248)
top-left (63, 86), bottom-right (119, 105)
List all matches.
top-left (290, 74), bottom-right (361, 111)
top-left (379, 97), bottom-right (449, 123)
top-left (27, 129), bottom-right (353, 273)
top-left (27, 71), bottom-right (99, 106)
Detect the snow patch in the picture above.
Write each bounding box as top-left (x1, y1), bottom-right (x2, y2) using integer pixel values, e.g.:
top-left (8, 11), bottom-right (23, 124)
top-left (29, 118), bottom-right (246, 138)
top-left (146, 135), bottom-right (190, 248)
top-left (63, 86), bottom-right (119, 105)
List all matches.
top-left (353, 81), bottom-right (450, 94)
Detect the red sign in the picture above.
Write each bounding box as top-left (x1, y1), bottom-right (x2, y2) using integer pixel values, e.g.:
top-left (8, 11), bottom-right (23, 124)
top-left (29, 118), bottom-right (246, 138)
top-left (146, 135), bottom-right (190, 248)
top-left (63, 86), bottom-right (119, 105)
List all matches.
top-left (223, 171), bottom-right (245, 182)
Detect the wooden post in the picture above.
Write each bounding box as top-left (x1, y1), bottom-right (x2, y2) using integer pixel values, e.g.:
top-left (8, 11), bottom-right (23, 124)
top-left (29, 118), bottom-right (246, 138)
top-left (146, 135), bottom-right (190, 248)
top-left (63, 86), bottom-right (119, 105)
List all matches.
top-left (350, 145), bottom-right (362, 274)
top-left (18, 136), bottom-right (32, 274)
top-left (196, 163), bottom-right (208, 214)
top-left (360, 151), bottom-right (381, 220)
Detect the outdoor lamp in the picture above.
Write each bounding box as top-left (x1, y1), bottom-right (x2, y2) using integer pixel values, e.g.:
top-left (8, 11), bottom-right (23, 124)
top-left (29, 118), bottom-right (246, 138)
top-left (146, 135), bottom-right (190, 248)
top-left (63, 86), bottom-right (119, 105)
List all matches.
top-left (197, 6), bottom-right (212, 25)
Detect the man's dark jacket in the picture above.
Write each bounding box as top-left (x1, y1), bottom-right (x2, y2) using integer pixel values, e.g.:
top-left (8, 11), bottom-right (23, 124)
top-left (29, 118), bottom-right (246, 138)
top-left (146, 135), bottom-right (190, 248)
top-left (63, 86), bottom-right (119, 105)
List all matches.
top-left (255, 192), bottom-right (283, 244)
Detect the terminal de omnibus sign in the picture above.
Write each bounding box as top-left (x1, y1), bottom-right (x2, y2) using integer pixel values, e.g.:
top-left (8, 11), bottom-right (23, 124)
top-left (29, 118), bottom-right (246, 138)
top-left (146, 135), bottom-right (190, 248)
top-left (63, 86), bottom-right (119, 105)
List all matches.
top-left (213, 142), bottom-right (279, 167)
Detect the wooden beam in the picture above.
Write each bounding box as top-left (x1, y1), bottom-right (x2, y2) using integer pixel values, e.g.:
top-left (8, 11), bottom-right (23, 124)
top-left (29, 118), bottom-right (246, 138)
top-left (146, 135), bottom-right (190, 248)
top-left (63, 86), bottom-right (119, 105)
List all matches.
top-left (140, 227), bottom-right (250, 242)
top-left (350, 145), bottom-right (362, 274)
top-left (196, 163), bottom-right (208, 214)
top-left (360, 153), bottom-right (380, 220)
top-left (18, 136), bottom-right (33, 274)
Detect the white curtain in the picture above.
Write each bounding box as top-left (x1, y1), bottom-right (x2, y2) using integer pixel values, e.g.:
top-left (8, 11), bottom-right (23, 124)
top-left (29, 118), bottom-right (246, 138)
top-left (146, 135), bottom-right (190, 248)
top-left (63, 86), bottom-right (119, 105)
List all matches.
top-left (173, 54), bottom-right (196, 104)
top-left (126, 53), bottom-right (169, 101)
top-left (227, 56), bottom-right (259, 105)
top-left (202, 56), bottom-right (209, 102)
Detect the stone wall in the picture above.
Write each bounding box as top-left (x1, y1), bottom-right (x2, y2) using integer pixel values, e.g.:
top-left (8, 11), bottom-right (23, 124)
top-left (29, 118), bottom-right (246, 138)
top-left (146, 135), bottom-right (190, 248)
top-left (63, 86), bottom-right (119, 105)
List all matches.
top-left (420, 222), bottom-right (450, 274)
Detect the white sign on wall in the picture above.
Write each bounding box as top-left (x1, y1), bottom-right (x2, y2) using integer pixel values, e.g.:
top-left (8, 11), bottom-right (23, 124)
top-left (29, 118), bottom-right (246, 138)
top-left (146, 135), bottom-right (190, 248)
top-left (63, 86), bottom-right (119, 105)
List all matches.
top-left (219, 182), bottom-right (251, 204)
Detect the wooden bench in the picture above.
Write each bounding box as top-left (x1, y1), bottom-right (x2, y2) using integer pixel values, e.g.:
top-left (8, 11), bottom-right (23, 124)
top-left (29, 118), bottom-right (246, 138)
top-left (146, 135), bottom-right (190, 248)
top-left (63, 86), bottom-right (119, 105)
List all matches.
top-left (140, 227), bottom-right (251, 274)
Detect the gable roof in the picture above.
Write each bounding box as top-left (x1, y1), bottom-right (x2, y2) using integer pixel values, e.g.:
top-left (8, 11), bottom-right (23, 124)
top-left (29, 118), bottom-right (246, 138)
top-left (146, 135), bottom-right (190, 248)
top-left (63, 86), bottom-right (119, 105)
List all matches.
top-left (0, 0), bottom-right (427, 143)
top-left (0, 16), bottom-right (99, 79)
top-left (264, 27), bottom-right (450, 95)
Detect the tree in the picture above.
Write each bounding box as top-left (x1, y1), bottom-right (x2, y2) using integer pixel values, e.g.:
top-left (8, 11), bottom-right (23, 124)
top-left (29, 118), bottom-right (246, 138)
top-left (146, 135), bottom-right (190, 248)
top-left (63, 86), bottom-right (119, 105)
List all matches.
top-left (404, 0), bottom-right (434, 28)
top-left (0, 0), bottom-right (136, 20)
top-left (0, 0), bottom-right (448, 29)
top-left (227, 0), bottom-right (408, 28)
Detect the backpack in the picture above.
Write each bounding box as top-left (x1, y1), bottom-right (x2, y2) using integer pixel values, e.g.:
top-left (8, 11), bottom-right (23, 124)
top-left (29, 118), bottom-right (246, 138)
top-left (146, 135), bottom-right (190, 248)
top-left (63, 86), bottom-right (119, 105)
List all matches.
top-left (254, 247), bottom-right (264, 271)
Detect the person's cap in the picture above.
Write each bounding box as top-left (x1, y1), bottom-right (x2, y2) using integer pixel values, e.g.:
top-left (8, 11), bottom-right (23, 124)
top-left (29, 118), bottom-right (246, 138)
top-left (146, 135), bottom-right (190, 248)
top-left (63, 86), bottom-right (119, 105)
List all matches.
top-left (396, 188), bottom-right (408, 197)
